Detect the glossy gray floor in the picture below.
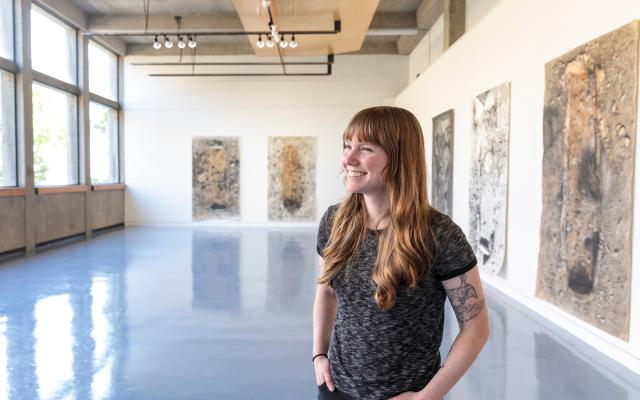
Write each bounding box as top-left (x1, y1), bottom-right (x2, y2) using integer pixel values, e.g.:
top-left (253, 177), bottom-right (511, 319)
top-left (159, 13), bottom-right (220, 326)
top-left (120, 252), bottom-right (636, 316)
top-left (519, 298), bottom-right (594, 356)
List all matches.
top-left (0, 226), bottom-right (638, 400)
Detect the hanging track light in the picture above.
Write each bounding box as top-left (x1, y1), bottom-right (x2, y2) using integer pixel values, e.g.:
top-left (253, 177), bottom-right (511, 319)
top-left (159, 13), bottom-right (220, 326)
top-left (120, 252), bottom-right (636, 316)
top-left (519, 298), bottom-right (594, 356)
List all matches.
top-left (153, 35), bottom-right (162, 49)
top-left (256, 34), bottom-right (265, 48)
top-left (163, 35), bottom-right (173, 48)
top-left (279, 34), bottom-right (288, 48)
top-left (188, 35), bottom-right (197, 48)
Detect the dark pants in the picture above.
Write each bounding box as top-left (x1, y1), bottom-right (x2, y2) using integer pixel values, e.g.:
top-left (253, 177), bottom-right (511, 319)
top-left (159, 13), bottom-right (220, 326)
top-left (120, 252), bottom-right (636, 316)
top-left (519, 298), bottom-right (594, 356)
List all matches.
top-left (317, 383), bottom-right (354, 400)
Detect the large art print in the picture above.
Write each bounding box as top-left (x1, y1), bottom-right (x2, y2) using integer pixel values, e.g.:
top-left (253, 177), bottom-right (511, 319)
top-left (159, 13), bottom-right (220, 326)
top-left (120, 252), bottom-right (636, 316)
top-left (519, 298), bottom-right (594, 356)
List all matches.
top-left (432, 109), bottom-right (454, 216)
top-left (469, 82), bottom-right (511, 276)
top-left (192, 137), bottom-right (240, 220)
top-left (268, 136), bottom-right (316, 220)
top-left (536, 21), bottom-right (638, 340)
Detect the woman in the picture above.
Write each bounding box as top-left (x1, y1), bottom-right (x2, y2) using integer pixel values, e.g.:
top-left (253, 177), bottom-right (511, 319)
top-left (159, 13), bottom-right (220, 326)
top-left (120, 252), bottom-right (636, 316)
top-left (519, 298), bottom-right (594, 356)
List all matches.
top-left (312, 106), bottom-right (489, 400)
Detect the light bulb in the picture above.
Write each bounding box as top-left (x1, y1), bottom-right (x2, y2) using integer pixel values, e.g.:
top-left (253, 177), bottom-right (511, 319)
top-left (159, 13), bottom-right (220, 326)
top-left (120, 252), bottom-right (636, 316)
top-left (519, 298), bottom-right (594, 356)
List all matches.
top-left (188, 35), bottom-right (197, 48)
top-left (256, 34), bottom-right (265, 48)
top-left (266, 35), bottom-right (274, 48)
top-left (289, 35), bottom-right (298, 48)
top-left (279, 35), bottom-right (288, 48)
top-left (164, 35), bottom-right (173, 48)
top-left (153, 36), bottom-right (162, 49)
top-left (262, 0), bottom-right (270, 8)
top-left (177, 35), bottom-right (186, 49)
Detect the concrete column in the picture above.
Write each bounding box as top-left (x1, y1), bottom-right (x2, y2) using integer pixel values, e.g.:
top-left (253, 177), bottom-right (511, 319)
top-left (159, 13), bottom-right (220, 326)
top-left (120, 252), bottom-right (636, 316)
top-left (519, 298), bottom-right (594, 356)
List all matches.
top-left (79, 34), bottom-right (92, 237)
top-left (15, 0), bottom-right (36, 254)
top-left (444, 0), bottom-right (465, 49)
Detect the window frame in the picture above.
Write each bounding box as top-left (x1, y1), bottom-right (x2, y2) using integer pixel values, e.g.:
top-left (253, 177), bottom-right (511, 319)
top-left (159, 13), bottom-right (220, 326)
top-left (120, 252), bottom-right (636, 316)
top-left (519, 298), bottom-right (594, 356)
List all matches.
top-left (30, 3), bottom-right (80, 187)
top-left (88, 39), bottom-right (121, 185)
top-left (88, 39), bottom-right (119, 103)
top-left (88, 100), bottom-right (119, 185)
top-left (0, 0), bottom-right (15, 62)
top-left (31, 79), bottom-right (80, 187)
top-left (30, 3), bottom-right (78, 86)
top-left (0, 0), bottom-right (18, 188)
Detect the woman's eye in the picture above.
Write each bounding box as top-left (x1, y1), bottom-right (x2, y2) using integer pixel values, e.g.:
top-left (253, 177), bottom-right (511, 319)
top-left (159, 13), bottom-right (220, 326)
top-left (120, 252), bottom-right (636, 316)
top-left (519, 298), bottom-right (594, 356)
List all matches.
top-left (361, 147), bottom-right (372, 152)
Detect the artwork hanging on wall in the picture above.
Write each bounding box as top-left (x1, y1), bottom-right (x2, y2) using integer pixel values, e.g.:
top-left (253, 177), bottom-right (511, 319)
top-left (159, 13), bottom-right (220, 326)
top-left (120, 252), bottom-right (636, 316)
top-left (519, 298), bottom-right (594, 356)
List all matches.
top-left (268, 136), bottom-right (316, 220)
top-left (469, 82), bottom-right (511, 276)
top-left (192, 137), bottom-right (240, 220)
top-left (536, 21), bottom-right (638, 340)
top-left (432, 109), bottom-right (455, 216)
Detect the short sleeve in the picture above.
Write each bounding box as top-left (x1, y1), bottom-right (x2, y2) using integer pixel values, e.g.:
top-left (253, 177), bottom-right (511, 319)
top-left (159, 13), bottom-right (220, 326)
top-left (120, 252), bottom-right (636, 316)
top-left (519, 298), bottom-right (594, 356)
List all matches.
top-left (316, 205), bottom-right (338, 256)
top-left (432, 213), bottom-right (478, 281)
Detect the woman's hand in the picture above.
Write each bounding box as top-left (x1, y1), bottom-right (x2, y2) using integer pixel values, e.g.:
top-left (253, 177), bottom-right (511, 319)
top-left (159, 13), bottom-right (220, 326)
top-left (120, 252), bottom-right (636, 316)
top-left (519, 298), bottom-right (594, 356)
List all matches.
top-left (387, 391), bottom-right (422, 400)
top-left (313, 356), bottom-right (335, 391)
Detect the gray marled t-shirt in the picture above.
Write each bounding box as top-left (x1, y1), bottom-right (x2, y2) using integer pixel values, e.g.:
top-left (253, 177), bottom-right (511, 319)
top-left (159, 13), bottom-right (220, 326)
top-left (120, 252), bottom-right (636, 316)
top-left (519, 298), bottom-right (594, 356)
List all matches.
top-left (316, 205), bottom-right (477, 400)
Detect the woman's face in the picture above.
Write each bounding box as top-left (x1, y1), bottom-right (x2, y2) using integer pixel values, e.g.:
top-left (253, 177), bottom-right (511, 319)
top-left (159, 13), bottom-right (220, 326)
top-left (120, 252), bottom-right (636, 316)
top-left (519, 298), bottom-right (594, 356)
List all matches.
top-left (342, 136), bottom-right (389, 198)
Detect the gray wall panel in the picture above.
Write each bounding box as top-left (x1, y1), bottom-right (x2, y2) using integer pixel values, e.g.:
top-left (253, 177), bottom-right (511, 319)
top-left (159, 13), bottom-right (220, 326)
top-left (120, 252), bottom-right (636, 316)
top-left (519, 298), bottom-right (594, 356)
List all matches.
top-left (90, 190), bottom-right (124, 230)
top-left (34, 193), bottom-right (85, 244)
top-left (0, 197), bottom-right (26, 252)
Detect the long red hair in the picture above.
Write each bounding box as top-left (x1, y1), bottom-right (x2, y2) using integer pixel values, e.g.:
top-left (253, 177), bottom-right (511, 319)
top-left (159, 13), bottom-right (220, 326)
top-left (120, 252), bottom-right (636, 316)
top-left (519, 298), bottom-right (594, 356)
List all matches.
top-left (317, 106), bottom-right (435, 310)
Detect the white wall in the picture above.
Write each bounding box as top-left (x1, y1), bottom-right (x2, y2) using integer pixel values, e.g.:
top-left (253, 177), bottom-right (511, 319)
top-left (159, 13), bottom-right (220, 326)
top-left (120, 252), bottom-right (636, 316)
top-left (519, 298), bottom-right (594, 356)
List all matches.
top-left (396, 0), bottom-right (640, 372)
top-left (123, 55), bottom-right (407, 225)
top-left (408, 0), bottom-right (502, 84)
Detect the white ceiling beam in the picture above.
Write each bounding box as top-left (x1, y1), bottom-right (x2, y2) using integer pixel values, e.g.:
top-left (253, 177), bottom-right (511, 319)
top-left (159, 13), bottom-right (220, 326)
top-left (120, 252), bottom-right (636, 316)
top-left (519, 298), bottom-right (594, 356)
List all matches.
top-left (397, 0), bottom-right (443, 55)
top-left (127, 42), bottom-right (253, 56)
top-left (87, 13), bottom-right (244, 35)
top-left (368, 12), bottom-right (417, 36)
top-left (34, 0), bottom-right (127, 55)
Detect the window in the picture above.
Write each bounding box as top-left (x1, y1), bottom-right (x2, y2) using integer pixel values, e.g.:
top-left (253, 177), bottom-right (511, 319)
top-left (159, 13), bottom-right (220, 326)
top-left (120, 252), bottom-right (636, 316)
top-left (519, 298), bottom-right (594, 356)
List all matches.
top-left (89, 41), bottom-right (117, 101)
top-left (90, 102), bottom-right (118, 184)
top-left (89, 40), bottom-right (119, 184)
top-left (0, 70), bottom-right (16, 187)
top-left (31, 6), bottom-right (76, 84)
top-left (32, 82), bottom-right (78, 186)
top-left (0, 0), bottom-right (13, 61)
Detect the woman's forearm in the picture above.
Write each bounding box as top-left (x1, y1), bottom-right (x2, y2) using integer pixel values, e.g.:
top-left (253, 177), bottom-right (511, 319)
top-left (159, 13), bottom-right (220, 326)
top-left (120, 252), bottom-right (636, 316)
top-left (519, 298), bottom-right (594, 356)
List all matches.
top-left (418, 328), bottom-right (488, 400)
top-left (312, 284), bottom-right (337, 355)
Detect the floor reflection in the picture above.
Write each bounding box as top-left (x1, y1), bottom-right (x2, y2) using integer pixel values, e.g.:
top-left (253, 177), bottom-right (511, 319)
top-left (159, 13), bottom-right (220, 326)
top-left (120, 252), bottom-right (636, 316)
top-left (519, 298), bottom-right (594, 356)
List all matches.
top-left (0, 227), bottom-right (638, 399)
top-left (266, 231), bottom-right (316, 314)
top-left (442, 286), bottom-right (640, 400)
top-left (191, 231), bottom-right (241, 312)
top-left (35, 294), bottom-right (74, 399)
top-left (535, 332), bottom-right (628, 400)
top-left (0, 230), bottom-right (128, 400)
top-left (0, 315), bottom-right (8, 399)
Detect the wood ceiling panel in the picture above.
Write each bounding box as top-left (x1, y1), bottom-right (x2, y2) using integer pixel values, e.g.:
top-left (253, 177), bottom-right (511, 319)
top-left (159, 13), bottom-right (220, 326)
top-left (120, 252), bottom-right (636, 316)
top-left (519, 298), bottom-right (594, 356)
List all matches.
top-left (232, 0), bottom-right (380, 56)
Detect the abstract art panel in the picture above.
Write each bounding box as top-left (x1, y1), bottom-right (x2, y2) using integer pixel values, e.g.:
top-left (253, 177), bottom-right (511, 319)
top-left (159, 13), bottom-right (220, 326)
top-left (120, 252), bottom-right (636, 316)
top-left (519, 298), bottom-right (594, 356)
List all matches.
top-left (192, 137), bottom-right (240, 220)
top-left (536, 21), bottom-right (638, 340)
top-left (268, 136), bottom-right (316, 220)
top-left (469, 82), bottom-right (510, 276)
top-left (432, 109), bottom-right (454, 216)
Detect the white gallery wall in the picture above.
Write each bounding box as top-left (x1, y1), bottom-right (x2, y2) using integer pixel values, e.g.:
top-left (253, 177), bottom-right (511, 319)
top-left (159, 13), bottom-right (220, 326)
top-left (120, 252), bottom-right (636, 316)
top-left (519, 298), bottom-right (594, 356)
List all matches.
top-left (396, 0), bottom-right (640, 371)
top-left (123, 55), bottom-right (407, 225)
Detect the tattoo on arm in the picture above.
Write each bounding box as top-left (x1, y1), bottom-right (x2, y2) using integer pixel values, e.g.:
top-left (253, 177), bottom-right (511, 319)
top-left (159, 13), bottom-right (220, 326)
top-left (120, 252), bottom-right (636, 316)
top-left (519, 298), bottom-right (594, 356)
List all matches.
top-left (445, 273), bottom-right (485, 325)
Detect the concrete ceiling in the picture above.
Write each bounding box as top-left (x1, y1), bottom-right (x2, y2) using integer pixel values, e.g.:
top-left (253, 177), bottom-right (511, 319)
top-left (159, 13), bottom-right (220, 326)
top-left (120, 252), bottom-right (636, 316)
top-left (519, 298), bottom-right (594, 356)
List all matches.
top-left (68, 0), bottom-right (443, 56)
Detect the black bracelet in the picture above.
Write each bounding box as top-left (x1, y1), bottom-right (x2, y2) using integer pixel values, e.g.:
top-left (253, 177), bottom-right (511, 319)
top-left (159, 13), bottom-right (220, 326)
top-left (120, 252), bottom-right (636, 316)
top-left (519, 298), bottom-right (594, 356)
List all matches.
top-left (312, 353), bottom-right (328, 363)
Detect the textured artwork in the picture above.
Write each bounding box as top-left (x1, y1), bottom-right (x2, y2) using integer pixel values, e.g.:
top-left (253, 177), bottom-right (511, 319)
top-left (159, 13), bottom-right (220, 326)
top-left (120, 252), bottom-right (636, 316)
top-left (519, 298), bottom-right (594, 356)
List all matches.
top-left (536, 21), bottom-right (638, 340)
top-left (469, 82), bottom-right (510, 276)
top-left (192, 137), bottom-right (240, 220)
top-left (268, 137), bottom-right (316, 220)
top-left (432, 109), bottom-right (454, 216)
